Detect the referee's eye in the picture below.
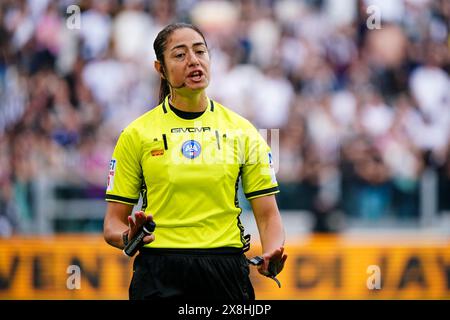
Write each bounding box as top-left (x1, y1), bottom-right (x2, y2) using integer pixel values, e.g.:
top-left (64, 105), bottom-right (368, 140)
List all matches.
top-left (174, 53), bottom-right (185, 60)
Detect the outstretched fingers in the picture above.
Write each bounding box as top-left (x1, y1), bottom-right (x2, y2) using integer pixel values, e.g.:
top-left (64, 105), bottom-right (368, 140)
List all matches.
top-left (128, 211), bottom-right (154, 240)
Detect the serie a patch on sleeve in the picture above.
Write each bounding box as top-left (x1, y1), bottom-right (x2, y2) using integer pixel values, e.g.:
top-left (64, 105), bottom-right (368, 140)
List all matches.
top-left (106, 159), bottom-right (116, 191)
top-left (268, 152), bottom-right (277, 184)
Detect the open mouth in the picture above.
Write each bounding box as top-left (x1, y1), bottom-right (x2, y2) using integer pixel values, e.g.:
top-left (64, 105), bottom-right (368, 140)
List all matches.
top-left (188, 70), bottom-right (204, 81)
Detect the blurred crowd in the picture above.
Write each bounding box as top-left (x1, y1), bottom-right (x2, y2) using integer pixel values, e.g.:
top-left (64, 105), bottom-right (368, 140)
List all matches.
top-left (0, 0), bottom-right (449, 235)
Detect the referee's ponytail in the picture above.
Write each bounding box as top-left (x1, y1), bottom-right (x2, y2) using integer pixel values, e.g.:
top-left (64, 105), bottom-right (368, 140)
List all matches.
top-left (153, 22), bottom-right (208, 104)
top-left (158, 77), bottom-right (171, 105)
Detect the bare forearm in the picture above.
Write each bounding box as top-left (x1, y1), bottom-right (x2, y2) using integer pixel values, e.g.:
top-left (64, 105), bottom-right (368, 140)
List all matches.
top-left (104, 220), bottom-right (128, 249)
top-left (103, 202), bottom-right (132, 250)
top-left (256, 213), bottom-right (285, 254)
top-left (250, 195), bottom-right (285, 254)
top-left (250, 195), bottom-right (287, 276)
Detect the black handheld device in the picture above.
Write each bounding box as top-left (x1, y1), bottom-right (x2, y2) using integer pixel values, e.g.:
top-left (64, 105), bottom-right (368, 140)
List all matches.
top-left (248, 255), bottom-right (282, 288)
top-left (123, 220), bottom-right (156, 257)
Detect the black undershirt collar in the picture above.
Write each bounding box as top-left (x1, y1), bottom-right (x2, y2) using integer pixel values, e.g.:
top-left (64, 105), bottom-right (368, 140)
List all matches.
top-left (169, 102), bottom-right (206, 120)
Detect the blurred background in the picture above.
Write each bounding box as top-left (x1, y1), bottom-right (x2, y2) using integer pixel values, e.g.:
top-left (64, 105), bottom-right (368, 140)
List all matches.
top-left (0, 0), bottom-right (449, 299)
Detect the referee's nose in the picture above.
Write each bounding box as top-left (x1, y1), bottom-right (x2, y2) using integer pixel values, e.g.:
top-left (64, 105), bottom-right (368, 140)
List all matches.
top-left (187, 50), bottom-right (201, 67)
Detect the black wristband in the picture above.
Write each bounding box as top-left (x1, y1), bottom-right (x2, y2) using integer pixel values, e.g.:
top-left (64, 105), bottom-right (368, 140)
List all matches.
top-left (122, 230), bottom-right (129, 247)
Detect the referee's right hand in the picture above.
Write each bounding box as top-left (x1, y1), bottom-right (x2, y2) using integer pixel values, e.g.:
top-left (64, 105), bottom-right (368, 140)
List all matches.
top-left (128, 211), bottom-right (155, 245)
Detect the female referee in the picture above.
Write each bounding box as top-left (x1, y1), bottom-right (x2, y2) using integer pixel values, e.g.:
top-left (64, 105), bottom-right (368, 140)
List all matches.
top-left (103, 22), bottom-right (287, 300)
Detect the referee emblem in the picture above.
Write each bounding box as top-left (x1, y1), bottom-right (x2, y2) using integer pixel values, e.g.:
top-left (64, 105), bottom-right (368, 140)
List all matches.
top-left (181, 140), bottom-right (201, 159)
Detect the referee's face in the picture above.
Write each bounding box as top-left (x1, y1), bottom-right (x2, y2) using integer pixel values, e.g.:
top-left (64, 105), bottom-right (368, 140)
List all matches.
top-left (162, 28), bottom-right (210, 92)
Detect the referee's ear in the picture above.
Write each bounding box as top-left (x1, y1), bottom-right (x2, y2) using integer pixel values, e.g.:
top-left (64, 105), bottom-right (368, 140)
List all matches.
top-left (154, 60), bottom-right (166, 79)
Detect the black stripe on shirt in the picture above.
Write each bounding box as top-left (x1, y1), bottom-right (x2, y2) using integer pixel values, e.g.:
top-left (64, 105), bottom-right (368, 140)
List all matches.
top-left (140, 180), bottom-right (148, 211)
top-left (162, 100), bottom-right (168, 113)
top-left (105, 194), bottom-right (139, 204)
top-left (244, 186), bottom-right (279, 199)
top-left (162, 134), bottom-right (168, 150)
top-left (210, 100), bottom-right (214, 112)
top-left (215, 130), bottom-right (221, 150)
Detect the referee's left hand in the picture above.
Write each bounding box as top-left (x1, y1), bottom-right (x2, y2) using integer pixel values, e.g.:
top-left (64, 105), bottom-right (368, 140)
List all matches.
top-left (257, 246), bottom-right (287, 278)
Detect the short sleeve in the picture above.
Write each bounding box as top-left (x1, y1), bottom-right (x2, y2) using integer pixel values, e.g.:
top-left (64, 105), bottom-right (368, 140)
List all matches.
top-left (105, 129), bottom-right (142, 205)
top-left (241, 127), bottom-right (279, 200)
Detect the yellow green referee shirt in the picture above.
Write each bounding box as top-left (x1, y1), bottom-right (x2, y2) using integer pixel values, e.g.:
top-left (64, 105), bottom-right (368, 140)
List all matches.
top-left (105, 96), bottom-right (279, 249)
